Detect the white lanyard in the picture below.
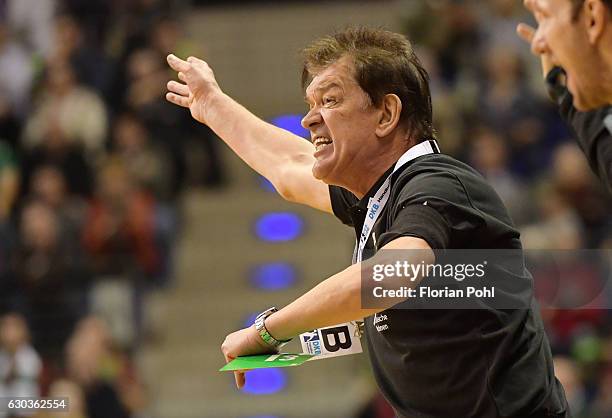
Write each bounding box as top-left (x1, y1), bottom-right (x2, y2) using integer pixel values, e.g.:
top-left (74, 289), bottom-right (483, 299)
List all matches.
top-left (353, 140), bottom-right (440, 264)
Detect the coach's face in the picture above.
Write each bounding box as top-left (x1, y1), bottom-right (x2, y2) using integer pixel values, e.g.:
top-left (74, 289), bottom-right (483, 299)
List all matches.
top-left (528, 0), bottom-right (610, 110)
top-left (302, 55), bottom-right (383, 190)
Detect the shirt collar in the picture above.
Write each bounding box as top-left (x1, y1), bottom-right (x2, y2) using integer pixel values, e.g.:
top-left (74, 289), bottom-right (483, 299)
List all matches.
top-left (354, 139), bottom-right (441, 210)
top-left (355, 164), bottom-right (395, 210)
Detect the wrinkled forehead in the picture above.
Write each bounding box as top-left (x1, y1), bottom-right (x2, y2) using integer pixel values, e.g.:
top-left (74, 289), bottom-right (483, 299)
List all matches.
top-left (304, 55), bottom-right (358, 98)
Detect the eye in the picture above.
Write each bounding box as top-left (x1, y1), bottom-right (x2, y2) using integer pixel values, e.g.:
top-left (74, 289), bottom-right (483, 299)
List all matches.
top-left (323, 97), bottom-right (337, 106)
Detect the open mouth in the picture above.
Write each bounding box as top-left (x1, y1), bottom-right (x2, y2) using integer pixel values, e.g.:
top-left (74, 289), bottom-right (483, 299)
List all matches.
top-left (313, 136), bottom-right (333, 153)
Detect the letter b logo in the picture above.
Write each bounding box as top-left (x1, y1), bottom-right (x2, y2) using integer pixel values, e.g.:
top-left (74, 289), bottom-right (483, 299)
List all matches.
top-left (321, 326), bottom-right (352, 352)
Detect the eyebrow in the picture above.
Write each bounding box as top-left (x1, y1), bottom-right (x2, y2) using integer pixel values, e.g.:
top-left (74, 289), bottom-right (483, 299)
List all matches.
top-left (304, 81), bottom-right (343, 103)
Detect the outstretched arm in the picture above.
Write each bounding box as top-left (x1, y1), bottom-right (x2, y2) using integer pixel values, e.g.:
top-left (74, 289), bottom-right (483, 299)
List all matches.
top-left (165, 54), bottom-right (332, 212)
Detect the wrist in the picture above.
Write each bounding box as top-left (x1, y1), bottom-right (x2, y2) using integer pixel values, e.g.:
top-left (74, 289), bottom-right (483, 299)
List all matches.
top-left (249, 324), bottom-right (272, 350)
top-left (263, 311), bottom-right (293, 342)
top-left (254, 307), bottom-right (292, 349)
top-left (202, 89), bottom-right (227, 123)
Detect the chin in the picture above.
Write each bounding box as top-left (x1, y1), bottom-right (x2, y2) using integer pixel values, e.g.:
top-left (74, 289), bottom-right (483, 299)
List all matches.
top-left (311, 163), bottom-right (330, 184)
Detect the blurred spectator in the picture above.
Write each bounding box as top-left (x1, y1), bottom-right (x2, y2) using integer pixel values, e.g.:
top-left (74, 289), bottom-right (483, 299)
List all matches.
top-left (479, 0), bottom-right (533, 60)
top-left (111, 112), bottom-right (174, 201)
top-left (477, 46), bottom-right (554, 179)
top-left (59, 0), bottom-right (113, 48)
top-left (82, 158), bottom-right (160, 347)
top-left (551, 143), bottom-right (612, 248)
top-left (124, 47), bottom-right (192, 192)
top-left (469, 125), bottom-right (531, 224)
top-left (403, 0), bottom-right (482, 86)
top-left (110, 112), bottom-right (178, 287)
top-left (29, 165), bottom-right (87, 240)
top-left (521, 183), bottom-right (584, 250)
top-left (82, 158), bottom-right (160, 278)
top-left (22, 60), bottom-right (107, 159)
top-left (11, 200), bottom-right (88, 364)
top-left (65, 316), bottom-right (145, 418)
top-left (125, 47), bottom-right (171, 119)
top-left (50, 14), bottom-right (115, 104)
top-left (20, 120), bottom-right (93, 199)
top-left (125, 44), bottom-right (224, 190)
top-left (0, 313), bottom-right (42, 418)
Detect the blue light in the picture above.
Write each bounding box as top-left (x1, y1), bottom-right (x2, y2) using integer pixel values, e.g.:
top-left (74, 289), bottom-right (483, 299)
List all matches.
top-left (269, 114), bottom-right (309, 138)
top-left (259, 176), bottom-right (277, 193)
top-left (255, 213), bottom-right (304, 242)
top-left (251, 263), bottom-right (297, 291)
top-left (242, 368), bottom-right (287, 395)
top-left (243, 312), bottom-right (258, 328)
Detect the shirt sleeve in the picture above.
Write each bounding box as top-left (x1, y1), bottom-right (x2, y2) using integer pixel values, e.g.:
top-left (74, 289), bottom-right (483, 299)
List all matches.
top-left (378, 170), bottom-right (486, 250)
top-left (547, 67), bottom-right (612, 193)
top-left (377, 203), bottom-right (451, 250)
top-left (329, 185), bottom-right (358, 227)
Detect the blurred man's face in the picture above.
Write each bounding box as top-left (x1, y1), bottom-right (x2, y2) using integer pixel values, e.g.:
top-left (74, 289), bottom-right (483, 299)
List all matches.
top-left (302, 56), bottom-right (381, 190)
top-left (528, 0), bottom-right (609, 110)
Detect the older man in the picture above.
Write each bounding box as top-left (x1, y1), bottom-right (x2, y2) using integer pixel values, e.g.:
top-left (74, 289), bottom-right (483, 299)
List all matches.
top-left (166, 27), bottom-right (569, 418)
top-left (518, 0), bottom-right (612, 191)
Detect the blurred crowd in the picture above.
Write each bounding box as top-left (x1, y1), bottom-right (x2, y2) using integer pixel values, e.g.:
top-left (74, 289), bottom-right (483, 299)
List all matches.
top-left (0, 0), bottom-right (224, 417)
top-left (0, 0), bottom-right (611, 417)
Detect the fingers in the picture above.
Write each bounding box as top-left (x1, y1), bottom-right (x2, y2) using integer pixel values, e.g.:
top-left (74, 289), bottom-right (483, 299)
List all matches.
top-left (165, 92), bottom-right (189, 108)
top-left (167, 54), bottom-right (191, 73)
top-left (222, 350), bottom-right (246, 389)
top-left (167, 80), bottom-right (190, 96)
top-left (234, 371), bottom-right (246, 389)
top-left (516, 22), bottom-right (543, 55)
top-left (516, 23), bottom-right (553, 77)
top-left (516, 23), bottom-right (535, 44)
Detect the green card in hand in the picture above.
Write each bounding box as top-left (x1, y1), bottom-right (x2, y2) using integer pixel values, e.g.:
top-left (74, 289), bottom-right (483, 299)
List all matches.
top-left (220, 353), bottom-right (314, 371)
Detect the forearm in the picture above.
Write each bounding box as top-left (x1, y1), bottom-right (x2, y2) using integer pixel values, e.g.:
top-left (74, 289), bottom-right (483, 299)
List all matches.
top-left (264, 262), bottom-right (379, 341)
top-left (265, 240), bottom-right (434, 341)
top-left (204, 91), bottom-right (315, 193)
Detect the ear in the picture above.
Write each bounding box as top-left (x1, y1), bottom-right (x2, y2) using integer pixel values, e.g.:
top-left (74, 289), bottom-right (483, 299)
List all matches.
top-left (375, 94), bottom-right (402, 138)
top-left (584, 0), bottom-right (608, 44)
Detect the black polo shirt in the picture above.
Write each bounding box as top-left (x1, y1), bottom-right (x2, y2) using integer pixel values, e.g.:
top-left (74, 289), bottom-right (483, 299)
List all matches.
top-left (329, 152), bottom-right (569, 418)
top-left (547, 66), bottom-right (612, 193)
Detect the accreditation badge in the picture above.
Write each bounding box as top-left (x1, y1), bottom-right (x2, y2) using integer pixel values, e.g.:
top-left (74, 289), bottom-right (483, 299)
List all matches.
top-left (299, 321), bottom-right (363, 359)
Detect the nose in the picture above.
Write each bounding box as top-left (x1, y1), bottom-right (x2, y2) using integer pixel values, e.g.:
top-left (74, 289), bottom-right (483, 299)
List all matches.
top-left (301, 107), bottom-right (322, 131)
